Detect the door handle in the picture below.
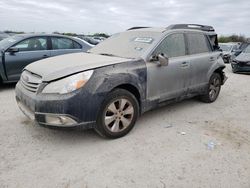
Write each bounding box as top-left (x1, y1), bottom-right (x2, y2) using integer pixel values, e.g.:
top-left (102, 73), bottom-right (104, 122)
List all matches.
top-left (181, 62), bottom-right (189, 67)
top-left (42, 55), bottom-right (48, 58)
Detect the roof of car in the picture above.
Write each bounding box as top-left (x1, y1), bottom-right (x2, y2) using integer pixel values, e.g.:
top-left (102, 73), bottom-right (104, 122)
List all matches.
top-left (127, 24), bottom-right (217, 35)
top-left (127, 27), bottom-right (166, 33)
top-left (12, 33), bottom-right (73, 38)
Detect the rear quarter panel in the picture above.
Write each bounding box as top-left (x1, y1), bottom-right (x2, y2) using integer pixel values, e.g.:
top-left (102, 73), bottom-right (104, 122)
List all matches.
top-left (207, 52), bottom-right (225, 81)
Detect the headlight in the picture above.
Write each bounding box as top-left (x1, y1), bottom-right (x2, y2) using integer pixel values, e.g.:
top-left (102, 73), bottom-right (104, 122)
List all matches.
top-left (42, 70), bottom-right (93, 94)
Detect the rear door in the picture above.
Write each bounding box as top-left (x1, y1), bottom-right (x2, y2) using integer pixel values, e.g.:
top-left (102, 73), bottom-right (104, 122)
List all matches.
top-left (4, 36), bottom-right (50, 81)
top-left (185, 32), bottom-right (214, 92)
top-left (146, 33), bottom-right (191, 102)
top-left (49, 37), bottom-right (83, 57)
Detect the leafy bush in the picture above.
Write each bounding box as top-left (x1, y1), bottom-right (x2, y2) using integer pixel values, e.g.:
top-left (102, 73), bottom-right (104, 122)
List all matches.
top-left (218, 35), bottom-right (247, 43)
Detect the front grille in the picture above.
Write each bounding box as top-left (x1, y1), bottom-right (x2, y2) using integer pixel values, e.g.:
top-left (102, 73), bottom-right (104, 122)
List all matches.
top-left (20, 70), bottom-right (42, 93)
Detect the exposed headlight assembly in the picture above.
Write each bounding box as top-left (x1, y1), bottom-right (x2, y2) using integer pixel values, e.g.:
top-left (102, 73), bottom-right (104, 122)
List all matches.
top-left (42, 70), bottom-right (93, 94)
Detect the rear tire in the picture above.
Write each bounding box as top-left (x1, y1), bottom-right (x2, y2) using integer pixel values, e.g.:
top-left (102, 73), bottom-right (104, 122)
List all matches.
top-left (200, 73), bottom-right (221, 103)
top-left (95, 89), bottom-right (139, 139)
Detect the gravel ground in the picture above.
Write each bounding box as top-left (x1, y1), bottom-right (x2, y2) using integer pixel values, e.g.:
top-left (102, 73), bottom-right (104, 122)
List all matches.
top-left (0, 65), bottom-right (250, 188)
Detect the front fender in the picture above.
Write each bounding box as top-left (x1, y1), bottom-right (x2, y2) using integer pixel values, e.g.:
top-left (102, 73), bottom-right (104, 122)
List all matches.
top-left (89, 59), bottom-right (147, 103)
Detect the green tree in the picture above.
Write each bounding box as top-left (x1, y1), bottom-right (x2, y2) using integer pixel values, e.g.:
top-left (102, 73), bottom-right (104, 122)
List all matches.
top-left (92, 33), bottom-right (110, 38)
top-left (218, 34), bottom-right (246, 43)
top-left (62, 32), bottom-right (77, 36)
top-left (4, 30), bottom-right (25, 34)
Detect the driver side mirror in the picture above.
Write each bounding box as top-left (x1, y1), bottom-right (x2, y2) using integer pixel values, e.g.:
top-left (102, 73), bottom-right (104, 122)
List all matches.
top-left (158, 53), bottom-right (169, 66)
top-left (8, 47), bottom-right (19, 54)
top-left (150, 53), bottom-right (169, 66)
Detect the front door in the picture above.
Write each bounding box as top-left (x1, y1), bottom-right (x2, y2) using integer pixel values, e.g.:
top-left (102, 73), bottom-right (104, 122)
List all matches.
top-left (146, 33), bottom-right (190, 102)
top-left (5, 37), bottom-right (50, 81)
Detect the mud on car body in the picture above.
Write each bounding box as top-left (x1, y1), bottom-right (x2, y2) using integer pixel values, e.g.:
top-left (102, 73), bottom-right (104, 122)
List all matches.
top-left (16, 24), bottom-right (227, 138)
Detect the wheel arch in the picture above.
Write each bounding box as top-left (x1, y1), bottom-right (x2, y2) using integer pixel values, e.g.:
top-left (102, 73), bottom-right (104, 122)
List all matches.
top-left (213, 66), bottom-right (226, 85)
top-left (113, 83), bottom-right (141, 113)
top-left (207, 62), bottom-right (226, 85)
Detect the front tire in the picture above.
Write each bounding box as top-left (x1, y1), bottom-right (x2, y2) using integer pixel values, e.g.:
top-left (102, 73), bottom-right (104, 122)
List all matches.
top-left (95, 89), bottom-right (139, 139)
top-left (200, 73), bottom-right (222, 103)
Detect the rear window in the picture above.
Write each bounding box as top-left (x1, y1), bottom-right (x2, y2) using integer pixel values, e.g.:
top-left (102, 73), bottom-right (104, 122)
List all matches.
top-left (187, 33), bottom-right (210, 54)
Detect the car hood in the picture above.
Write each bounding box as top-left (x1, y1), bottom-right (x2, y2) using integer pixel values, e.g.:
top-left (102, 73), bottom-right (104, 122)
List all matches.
top-left (235, 52), bottom-right (250, 62)
top-left (25, 52), bottom-right (133, 82)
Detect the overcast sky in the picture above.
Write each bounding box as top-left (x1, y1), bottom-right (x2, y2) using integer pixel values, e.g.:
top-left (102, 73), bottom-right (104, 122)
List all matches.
top-left (0, 0), bottom-right (249, 36)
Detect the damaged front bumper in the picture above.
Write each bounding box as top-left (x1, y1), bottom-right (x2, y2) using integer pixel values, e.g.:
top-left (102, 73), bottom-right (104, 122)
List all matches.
top-left (231, 61), bottom-right (250, 72)
top-left (15, 81), bottom-right (100, 129)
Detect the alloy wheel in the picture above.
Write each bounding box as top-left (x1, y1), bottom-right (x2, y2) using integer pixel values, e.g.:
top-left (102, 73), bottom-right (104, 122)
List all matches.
top-left (104, 98), bottom-right (134, 133)
top-left (209, 77), bottom-right (220, 100)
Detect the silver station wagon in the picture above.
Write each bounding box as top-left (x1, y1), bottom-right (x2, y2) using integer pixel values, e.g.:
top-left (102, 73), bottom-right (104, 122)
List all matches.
top-left (15, 24), bottom-right (227, 138)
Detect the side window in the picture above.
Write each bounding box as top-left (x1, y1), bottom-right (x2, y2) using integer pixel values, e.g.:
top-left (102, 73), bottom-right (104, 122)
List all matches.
top-left (14, 37), bottom-right (47, 52)
top-left (51, 37), bottom-right (81, 50)
top-left (187, 33), bottom-right (210, 54)
top-left (208, 35), bottom-right (219, 51)
top-left (73, 41), bottom-right (82, 49)
top-left (154, 33), bottom-right (186, 58)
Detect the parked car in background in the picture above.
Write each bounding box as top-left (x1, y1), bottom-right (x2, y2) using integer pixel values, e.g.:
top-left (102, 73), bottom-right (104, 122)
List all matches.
top-left (235, 42), bottom-right (250, 56)
top-left (77, 36), bottom-right (99, 45)
top-left (0, 32), bottom-right (9, 41)
top-left (93, 36), bottom-right (106, 42)
top-left (15, 24), bottom-right (227, 138)
top-left (0, 34), bottom-right (92, 83)
top-left (231, 44), bottom-right (250, 73)
top-left (73, 37), bottom-right (94, 47)
top-left (219, 42), bottom-right (240, 63)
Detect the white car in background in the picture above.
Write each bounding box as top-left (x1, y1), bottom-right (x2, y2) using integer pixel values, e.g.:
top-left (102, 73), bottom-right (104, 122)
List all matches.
top-left (219, 42), bottom-right (241, 63)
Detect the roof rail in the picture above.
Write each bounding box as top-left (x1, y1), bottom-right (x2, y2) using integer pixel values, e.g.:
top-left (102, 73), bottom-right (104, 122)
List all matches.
top-left (167, 24), bottom-right (215, 32)
top-left (127, 27), bottom-right (150, 31)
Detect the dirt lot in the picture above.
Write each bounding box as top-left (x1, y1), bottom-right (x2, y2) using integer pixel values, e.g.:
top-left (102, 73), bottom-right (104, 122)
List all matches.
top-left (0, 64), bottom-right (250, 188)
